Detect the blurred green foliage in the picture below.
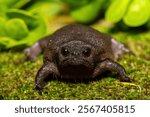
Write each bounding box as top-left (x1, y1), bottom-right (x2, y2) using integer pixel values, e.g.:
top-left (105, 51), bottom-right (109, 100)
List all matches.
top-left (0, 0), bottom-right (63, 49)
top-left (0, 0), bottom-right (150, 50)
top-left (70, 0), bottom-right (105, 23)
top-left (106, 0), bottom-right (150, 27)
top-left (61, 0), bottom-right (91, 9)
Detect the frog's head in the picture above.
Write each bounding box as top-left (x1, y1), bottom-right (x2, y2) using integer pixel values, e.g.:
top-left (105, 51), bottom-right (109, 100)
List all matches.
top-left (55, 40), bottom-right (96, 78)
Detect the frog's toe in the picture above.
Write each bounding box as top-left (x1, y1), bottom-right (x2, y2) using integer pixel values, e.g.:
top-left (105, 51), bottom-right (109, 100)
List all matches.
top-left (120, 75), bottom-right (131, 82)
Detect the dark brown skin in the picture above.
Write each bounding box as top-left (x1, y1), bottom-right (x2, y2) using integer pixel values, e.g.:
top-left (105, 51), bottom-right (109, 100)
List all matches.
top-left (24, 24), bottom-right (131, 90)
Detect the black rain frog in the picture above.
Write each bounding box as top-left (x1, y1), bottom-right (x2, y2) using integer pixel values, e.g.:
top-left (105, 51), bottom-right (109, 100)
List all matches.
top-left (23, 24), bottom-right (131, 90)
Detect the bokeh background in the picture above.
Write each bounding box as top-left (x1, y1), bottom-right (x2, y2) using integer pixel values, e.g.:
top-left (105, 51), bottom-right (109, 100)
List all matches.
top-left (0, 0), bottom-right (150, 99)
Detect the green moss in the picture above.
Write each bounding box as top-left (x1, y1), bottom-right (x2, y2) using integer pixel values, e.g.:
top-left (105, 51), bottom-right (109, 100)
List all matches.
top-left (0, 25), bottom-right (150, 100)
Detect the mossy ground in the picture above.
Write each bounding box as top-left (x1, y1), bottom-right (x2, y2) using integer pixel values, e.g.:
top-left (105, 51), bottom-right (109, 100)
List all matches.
top-left (0, 20), bottom-right (150, 100)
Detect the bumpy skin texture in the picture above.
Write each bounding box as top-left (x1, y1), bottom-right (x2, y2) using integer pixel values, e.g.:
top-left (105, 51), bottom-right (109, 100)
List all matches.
top-left (24, 24), bottom-right (131, 90)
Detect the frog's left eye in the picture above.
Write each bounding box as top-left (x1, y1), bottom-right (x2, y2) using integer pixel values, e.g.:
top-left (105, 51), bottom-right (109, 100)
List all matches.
top-left (82, 47), bottom-right (91, 57)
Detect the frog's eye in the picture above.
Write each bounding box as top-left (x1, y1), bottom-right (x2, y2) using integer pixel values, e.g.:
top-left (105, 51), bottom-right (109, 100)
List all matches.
top-left (61, 47), bottom-right (70, 57)
top-left (82, 47), bottom-right (91, 57)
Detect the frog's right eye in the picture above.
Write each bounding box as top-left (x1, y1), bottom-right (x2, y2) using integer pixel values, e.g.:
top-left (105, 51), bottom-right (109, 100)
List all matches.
top-left (82, 47), bottom-right (91, 58)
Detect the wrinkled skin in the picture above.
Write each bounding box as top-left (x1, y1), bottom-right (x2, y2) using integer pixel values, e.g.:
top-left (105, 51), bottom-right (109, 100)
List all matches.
top-left (23, 24), bottom-right (131, 90)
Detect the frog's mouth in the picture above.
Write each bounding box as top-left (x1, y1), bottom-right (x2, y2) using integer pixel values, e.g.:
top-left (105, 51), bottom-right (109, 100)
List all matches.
top-left (58, 60), bottom-right (94, 79)
top-left (62, 58), bottom-right (91, 67)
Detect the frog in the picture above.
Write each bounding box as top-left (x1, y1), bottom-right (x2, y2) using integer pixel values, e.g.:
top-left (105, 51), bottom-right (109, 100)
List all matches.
top-left (23, 24), bottom-right (131, 90)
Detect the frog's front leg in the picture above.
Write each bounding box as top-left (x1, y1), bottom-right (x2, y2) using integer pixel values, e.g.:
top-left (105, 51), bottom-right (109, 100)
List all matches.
top-left (92, 59), bottom-right (131, 82)
top-left (35, 63), bottom-right (59, 90)
top-left (111, 38), bottom-right (134, 60)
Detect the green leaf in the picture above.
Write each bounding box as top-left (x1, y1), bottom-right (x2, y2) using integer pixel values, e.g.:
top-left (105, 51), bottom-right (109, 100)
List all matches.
top-left (19, 16), bottom-right (48, 46)
top-left (0, 0), bottom-right (31, 9)
top-left (0, 37), bottom-right (17, 49)
top-left (6, 9), bottom-right (38, 29)
top-left (70, 0), bottom-right (105, 23)
top-left (61, 0), bottom-right (91, 9)
top-left (6, 16), bottom-right (48, 48)
top-left (0, 17), bottom-right (7, 36)
top-left (4, 18), bottom-right (29, 40)
top-left (12, 0), bottom-right (31, 9)
top-left (27, 1), bottom-right (62, 17)
top-left (105, 0), bottom-right (130, 23)
top-left (147, 18), bottom-right (150, 29)
top-left (123, 0), bottom-right (150, 27)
